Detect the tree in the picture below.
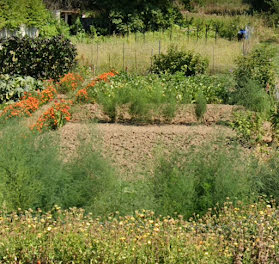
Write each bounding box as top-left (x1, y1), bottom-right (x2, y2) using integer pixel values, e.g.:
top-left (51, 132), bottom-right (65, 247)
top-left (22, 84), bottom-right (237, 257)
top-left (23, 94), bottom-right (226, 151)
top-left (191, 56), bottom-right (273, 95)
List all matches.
top-left (0, 0), bottom-right (49, 30)
top-left (244, 0), bottom-right (270, 11)
top-left (26, 0), bottom-right (48, 27)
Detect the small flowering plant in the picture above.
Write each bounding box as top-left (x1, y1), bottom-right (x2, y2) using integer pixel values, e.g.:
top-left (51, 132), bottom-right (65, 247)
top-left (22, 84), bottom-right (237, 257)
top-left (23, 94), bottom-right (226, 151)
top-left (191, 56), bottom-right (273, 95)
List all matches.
top-left (31, 100), bottom-right (72, 132)
top-left (73, 71), bottom-right (117, 104)
top-left (75, 88), bottom-right (89, 103)
top-left (86, 71), bottom-right (117, 89)
top-left (0, 96), bottom-right (40, 120)
top-left (58, 73), bottom-right (84, 94)
top-left (39, 81), bottom-right (57, 105)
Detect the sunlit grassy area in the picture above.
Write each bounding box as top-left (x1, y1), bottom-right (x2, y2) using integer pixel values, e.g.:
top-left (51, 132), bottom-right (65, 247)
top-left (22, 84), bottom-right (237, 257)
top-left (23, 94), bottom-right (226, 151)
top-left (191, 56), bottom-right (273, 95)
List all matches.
top-left (75, 29), bottom-right (258, 75)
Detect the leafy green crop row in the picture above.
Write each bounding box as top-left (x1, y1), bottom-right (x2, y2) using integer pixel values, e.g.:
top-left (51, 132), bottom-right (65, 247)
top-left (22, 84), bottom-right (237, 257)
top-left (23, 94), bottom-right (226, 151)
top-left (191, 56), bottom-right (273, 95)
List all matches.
top-left (85, 72), bottom-right (232, 121)
top-left (0, 75), bottom-right (43, 103)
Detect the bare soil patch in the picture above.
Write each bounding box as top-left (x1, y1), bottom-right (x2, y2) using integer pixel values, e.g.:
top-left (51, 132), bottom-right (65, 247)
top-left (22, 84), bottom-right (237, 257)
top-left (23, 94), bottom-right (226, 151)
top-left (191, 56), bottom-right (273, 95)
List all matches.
top-left (60, 122), bottom-right (235, 178)
top-left (71, 104), bottom-right (242, 125)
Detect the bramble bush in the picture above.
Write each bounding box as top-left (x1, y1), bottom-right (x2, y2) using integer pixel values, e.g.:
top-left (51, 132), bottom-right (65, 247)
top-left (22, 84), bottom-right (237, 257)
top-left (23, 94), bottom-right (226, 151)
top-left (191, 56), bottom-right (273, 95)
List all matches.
top-left (0, 36), bottom-right (77, 80)
top-left (150, 47), bottom-right (209, 76)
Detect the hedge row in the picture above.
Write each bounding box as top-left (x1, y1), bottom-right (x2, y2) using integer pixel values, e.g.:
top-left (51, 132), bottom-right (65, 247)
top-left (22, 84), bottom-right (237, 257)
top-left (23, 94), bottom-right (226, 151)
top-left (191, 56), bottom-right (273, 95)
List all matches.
top-left (0, 36), bottom-right (77, 80)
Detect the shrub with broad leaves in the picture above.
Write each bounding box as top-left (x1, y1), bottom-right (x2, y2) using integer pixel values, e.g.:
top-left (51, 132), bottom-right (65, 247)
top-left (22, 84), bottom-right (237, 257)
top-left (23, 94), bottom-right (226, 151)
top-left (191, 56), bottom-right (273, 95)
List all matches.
top-left (150, 47), bottom-right (209, 76)
top-left (0, 36), bottom-right (77, 80)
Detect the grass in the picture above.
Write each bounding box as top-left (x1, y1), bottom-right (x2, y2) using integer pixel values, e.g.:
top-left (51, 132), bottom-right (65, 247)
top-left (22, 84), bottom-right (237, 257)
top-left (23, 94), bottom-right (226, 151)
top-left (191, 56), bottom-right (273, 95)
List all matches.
top-left (75, 29), bottom-right (257, 75)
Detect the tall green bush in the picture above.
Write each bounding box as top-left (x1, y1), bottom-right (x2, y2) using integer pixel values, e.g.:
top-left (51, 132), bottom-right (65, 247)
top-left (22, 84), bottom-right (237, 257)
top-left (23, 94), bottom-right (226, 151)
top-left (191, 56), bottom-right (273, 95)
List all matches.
top-left (0, 0), bottom-right (48, 30)
top-left (0, 36), bottom-right (77, 80)
top-left (0, 122), bottom-right (119, 213)
top-left (151, 47), bottom-right (209, 76)
top-left (195, 91), bottom-right (207, 120)
top-left (234, 45), bottom-right (276, 90)
top-left (231, 78), bottom-right (271, 114)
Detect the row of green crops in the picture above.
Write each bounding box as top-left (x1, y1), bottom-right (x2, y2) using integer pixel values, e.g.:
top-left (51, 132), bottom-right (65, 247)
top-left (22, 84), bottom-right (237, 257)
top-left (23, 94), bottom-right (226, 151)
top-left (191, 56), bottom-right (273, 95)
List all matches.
top-left (90, 72), bottom-right (233, 104)
top-left (84, 72), bottom-right (233, 121)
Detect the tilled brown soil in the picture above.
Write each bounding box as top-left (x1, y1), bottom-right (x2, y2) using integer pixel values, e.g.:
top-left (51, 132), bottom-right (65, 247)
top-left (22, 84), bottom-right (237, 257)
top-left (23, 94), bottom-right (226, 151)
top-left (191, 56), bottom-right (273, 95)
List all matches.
top-left (71, 103), bottom-right (242, 125)
top-left (60, 122), bottom-right (235, 178)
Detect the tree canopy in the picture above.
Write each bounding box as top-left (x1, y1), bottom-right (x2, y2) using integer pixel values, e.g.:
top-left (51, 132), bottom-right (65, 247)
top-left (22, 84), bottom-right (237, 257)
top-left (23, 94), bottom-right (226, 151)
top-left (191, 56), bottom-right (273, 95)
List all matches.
top-left (43, 0), bottom-right (175, 11)
top-left (0, 0), bottom-right (48, 30)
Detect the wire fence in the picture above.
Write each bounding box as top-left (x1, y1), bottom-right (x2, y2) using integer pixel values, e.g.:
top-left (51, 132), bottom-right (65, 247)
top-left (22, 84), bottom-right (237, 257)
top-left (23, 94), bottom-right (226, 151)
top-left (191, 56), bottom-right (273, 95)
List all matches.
top-left (76, 32), bottom-right (254, 76)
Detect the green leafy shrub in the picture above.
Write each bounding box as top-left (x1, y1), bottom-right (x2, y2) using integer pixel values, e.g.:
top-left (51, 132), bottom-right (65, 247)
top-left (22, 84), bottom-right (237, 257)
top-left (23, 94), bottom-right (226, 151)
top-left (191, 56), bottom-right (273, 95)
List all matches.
top-left (87, 4), bottom-right (182, 35)
top-left (234, 45), bottom-right (276, 90)
top-left (231, 110), bottom-right (264, 145)
top-left (40, 14), bottom-right (70, 38)
top-left (150, 47), bottom-right (209, 76)
top-left (0, 0), bottom-right (48, 31)
top-left (0, 74), bottom-right (43, 103)
top-left (0, 36), bottom-right (77, 80)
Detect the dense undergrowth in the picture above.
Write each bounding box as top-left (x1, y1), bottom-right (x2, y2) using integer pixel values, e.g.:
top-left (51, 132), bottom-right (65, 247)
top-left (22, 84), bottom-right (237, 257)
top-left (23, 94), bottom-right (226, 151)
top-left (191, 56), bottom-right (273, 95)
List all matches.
top-left (2, 122), bottom-right (279, 262)
top-left (0, 199), bottom-right (278, 263)
top-left (1, 121), bottom-right (279, 218)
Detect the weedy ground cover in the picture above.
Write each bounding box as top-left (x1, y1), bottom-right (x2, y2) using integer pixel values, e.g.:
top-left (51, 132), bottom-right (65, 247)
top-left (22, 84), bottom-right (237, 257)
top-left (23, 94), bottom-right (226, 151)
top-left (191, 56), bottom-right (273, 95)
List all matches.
top-left (0, 198), bottom-right (279, 263)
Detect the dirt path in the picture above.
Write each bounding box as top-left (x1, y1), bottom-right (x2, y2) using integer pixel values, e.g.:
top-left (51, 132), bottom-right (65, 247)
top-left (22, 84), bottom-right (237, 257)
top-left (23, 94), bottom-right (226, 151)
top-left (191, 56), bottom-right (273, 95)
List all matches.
top-left (60, 122), bottom-right (235, 178)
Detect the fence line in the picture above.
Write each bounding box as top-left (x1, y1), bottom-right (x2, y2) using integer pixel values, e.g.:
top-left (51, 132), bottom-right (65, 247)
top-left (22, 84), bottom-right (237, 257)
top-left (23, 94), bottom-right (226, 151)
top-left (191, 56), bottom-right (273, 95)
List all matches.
top-left (77, 33), bottom-right (251, 75)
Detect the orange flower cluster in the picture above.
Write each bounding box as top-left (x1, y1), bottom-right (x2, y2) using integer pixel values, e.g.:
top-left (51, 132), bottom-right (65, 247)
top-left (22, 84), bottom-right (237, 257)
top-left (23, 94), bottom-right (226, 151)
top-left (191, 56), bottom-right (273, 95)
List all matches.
top-left (31, 100), bottom-right (72, 132)
top-left (75, 89), bottom-right (89, 103)
top-left (39, 81), bottom-right (57, 105)
top-left (0, 83), bottom-right (57, 120)
top-left (58, 73), bottom-right (84, 93)
top-left (0, 96), bottom-right (40, 119)
top-left (86, 71), bottom-right (117, 89)
top-left (97, 71), bottom-right (117, 82)
top-left (74, 71), bottom-right (117, 104)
